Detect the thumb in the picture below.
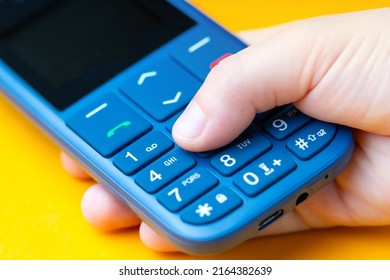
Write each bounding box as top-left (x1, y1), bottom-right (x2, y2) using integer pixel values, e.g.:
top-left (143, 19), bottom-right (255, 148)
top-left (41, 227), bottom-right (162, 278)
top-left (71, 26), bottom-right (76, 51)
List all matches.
top-left (172, 8), bottom-right (390, 152)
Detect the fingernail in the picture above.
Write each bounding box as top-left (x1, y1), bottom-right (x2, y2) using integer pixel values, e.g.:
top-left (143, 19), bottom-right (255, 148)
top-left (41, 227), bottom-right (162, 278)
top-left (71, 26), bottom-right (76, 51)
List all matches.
top-left (173, 101), bottom-right (205, 140)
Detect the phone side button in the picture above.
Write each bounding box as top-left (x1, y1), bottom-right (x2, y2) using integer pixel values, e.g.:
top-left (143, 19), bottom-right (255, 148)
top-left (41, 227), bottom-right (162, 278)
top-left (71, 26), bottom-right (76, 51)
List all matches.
top-left (181, 187), bottom-right (242, 225)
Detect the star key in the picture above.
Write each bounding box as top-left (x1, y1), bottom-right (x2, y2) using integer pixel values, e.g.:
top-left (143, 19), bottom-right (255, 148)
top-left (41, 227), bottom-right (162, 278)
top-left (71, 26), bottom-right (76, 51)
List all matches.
top-left (181, 188), bottom-right (242, 225)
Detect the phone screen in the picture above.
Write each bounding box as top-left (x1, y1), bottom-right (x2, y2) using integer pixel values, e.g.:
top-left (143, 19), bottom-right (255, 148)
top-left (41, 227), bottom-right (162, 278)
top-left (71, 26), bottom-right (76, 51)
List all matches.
top-left (0, 0), bottom-right (195, 110)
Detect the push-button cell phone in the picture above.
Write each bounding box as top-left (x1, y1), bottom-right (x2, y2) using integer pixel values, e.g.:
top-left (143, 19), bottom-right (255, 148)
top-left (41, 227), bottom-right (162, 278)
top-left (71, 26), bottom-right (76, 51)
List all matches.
top-left (0, 0), bottom-right (354, 255)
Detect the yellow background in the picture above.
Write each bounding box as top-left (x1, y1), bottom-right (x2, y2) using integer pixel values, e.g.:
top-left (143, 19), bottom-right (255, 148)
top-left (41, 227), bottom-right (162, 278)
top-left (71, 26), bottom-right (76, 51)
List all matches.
top-left (1, 1), bottom-right (390, 260)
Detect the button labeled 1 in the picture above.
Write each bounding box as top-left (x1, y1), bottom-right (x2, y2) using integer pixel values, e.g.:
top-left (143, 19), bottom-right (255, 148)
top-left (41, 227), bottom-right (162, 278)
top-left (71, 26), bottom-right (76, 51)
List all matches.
top-left (113, 132), bottom-right (174, 175)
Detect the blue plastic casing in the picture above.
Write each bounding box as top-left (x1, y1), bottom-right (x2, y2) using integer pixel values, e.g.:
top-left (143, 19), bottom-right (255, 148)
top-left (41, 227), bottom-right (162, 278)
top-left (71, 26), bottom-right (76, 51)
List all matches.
top-left (0, 0), bottom-right (354, 255)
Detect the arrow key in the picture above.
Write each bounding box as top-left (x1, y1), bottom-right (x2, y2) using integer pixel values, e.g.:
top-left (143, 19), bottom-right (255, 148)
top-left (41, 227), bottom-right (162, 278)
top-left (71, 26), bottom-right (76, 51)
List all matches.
top-left (120, 58), bottom-right (201, 121)
top-left (162, 91), bottom-right (182, 105)
top-left (137, 71), bottom-right (157, 86)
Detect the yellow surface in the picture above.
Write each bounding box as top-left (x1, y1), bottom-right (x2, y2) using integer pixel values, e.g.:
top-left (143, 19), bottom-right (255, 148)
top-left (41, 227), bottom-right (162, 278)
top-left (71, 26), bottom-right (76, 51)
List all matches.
top-left (1, 1), bottom-right (390, 260)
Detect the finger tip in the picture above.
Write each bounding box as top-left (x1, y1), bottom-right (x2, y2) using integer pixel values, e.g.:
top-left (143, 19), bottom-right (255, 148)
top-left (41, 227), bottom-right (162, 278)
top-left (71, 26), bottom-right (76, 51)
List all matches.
top-left (171, 101), bottom-right (206, 149)
top-left (81, 184), bottom-right (141, 231)
top-left (60, 152), bottom-right (92, 180)
top-left (139, 223), bottom-right (178, 253)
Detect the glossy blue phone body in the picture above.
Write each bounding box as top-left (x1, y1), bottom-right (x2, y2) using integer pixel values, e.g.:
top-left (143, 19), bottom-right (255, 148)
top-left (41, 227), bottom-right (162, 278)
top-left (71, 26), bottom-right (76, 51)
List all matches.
top-left (0, 0), bottom-right (354, 255)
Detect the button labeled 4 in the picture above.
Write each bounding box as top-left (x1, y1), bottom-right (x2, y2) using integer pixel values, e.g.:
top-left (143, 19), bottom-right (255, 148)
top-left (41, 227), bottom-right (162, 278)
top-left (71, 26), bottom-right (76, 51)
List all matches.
top-left (135, 149), bottom-right (195, 193)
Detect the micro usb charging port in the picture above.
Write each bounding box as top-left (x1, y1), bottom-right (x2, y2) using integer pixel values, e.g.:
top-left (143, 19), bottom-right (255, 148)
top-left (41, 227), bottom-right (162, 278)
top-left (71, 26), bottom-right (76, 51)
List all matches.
top-left (258, 209), bottom-right (284, 230)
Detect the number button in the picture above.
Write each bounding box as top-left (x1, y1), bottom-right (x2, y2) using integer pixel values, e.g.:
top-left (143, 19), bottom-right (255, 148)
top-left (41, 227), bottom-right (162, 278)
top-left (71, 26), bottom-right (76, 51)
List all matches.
top-left (234, 151), bottom-right (296, 197)
top-left (157, 168), bottom-right (219, 212)
top-left (264, 106), bottom-right (312, 140)
top-left (219, 154), bottom-right (237, 167)
top-left (181, 187), bottom-right (242, 225)
top-left (113, 132), bottom-right (174, 175)
top-left (135, 149), bottom-right (196, 193)
top-left (211, 129), bottom-right (271, 176)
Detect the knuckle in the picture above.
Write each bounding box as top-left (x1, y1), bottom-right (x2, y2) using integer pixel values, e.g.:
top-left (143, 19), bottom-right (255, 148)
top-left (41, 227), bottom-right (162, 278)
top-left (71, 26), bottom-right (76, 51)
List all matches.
top-left (208, 53), bottom-right (244, 94)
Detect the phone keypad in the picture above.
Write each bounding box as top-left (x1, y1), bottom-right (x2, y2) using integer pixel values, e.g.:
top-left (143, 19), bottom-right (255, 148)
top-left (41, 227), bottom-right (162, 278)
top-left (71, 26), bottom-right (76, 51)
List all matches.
top-left (66, 55), bottom-right (339, 225)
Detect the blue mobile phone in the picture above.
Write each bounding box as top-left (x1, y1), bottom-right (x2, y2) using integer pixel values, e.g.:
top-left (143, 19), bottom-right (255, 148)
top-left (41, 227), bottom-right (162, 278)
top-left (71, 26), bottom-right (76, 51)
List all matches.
top-left (0, 0), bottom-right (354, 255)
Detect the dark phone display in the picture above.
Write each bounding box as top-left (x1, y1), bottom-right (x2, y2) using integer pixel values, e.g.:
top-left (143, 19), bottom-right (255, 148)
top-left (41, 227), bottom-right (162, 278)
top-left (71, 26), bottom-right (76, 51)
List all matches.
top-left (0, 0), bottom-right (195, 110)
